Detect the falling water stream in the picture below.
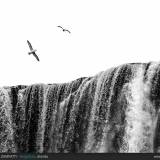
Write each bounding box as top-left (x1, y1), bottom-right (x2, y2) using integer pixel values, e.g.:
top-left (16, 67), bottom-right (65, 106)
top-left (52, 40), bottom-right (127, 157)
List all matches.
top-left (0, 62), bottom-right (160, 153)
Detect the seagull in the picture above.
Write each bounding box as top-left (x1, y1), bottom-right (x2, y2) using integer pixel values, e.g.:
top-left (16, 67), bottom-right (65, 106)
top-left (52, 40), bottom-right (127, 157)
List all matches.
top-left (27, 40), bottom-right (40, 61)
top-left (57, 26), bottom-right (71, 34)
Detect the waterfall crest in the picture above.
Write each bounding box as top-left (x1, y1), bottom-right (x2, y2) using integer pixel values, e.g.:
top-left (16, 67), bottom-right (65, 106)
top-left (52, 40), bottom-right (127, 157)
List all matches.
top-left (1, 62), bottom-right (160, 153)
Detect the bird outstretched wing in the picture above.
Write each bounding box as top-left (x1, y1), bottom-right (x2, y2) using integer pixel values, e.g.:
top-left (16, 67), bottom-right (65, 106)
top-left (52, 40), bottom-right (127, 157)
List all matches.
top-left (33, 53), bottom-right (40, 61)
top-left (57, 26), bottom-right (63, 30)
top-left (27, 40), bottom-right (33, 51)
top-left (64, 29), bottom-right (71, 33)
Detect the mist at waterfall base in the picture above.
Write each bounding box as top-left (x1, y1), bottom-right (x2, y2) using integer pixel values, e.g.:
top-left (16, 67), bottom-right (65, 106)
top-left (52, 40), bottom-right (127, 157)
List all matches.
top-left (1, 61), bottom-right (160, 153)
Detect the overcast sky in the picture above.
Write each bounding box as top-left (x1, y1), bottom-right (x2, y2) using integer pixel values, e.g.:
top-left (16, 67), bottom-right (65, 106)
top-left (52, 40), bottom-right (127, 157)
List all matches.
top-left (0, 0), bottom-right (160, 86)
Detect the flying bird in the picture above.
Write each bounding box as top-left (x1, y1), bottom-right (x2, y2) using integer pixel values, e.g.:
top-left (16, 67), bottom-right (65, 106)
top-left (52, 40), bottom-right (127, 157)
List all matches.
top-left (57, 26), bottom-right (71, 33)
top-left (27, 40), bottom-right (40, 61)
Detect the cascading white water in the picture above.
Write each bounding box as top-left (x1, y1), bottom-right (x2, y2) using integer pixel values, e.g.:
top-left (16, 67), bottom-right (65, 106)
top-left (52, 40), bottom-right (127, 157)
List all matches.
top-left (0, 88), bottom-right (16, 152)
top-left (0, 62), bottom-right (160, 153)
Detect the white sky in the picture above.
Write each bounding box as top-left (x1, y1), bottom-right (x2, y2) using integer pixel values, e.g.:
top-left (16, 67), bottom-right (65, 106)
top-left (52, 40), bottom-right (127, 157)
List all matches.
top-left (0, 0), bottom-right (160, 86)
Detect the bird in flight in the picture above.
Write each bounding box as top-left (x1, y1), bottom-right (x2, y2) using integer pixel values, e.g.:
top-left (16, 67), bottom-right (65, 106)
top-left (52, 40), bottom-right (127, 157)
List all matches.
top-left (27, 40), bottom-right (40, 61)
top-left (57, 26), bottom-right (71, 34)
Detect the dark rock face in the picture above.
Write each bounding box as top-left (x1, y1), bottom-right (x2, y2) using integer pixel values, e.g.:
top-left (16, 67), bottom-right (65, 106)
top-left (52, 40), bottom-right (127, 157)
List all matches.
top-left (1, 62), bottom-right (160, 153)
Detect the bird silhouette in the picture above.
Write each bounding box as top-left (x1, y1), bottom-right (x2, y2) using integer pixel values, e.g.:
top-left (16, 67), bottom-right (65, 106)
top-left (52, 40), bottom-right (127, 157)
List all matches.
top-left (27, 40), bottom-right (40, 61)
top-left (57, 26), bottom-right (71, 33)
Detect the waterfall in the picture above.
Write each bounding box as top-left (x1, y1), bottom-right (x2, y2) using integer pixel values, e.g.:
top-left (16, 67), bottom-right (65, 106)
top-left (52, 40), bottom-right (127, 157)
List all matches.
top-left (0, 62), bottom-right (160, 153)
